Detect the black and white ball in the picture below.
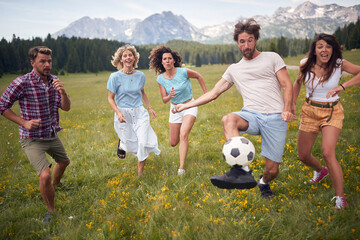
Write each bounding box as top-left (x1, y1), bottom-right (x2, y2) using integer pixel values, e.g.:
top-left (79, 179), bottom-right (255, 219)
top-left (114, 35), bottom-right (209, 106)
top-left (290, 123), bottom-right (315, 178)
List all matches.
top-left (222, 136), bottom-right (255, 167)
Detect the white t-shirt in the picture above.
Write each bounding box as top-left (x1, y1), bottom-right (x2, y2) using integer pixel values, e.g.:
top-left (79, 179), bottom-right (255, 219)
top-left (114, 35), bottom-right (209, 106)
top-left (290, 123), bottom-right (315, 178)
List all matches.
top-left (300, 58), bottom-right (343, 102)
top-left (222, 52), bottom-right (286, 113)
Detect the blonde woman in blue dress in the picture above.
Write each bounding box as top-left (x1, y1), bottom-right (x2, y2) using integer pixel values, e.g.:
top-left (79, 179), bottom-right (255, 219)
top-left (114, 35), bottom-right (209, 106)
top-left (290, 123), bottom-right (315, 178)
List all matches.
top-left (107, 44), bottom-right (160, 175)
top-left (149, 45), bottom-right (207, 175)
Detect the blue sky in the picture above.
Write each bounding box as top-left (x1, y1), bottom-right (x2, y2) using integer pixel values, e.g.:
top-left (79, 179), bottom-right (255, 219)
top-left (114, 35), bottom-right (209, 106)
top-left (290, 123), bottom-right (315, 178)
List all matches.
top-left (0, 0), bottom-right (358, 40)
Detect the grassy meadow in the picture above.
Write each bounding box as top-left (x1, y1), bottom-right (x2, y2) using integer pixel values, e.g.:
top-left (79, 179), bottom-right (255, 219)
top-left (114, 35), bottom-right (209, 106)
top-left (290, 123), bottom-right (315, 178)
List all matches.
top-left (0, 52), bottom-right (360, 239)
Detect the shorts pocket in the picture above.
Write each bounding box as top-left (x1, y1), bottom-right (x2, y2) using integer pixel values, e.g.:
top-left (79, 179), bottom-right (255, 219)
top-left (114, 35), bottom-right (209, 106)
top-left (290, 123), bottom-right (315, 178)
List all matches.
top-left (20, 138), bottom-right (34, 148)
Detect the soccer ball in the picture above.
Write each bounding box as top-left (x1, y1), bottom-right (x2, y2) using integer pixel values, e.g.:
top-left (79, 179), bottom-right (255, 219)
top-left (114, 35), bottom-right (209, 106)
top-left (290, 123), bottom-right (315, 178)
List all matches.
top-left (222, 136), bottom-right (255, 167)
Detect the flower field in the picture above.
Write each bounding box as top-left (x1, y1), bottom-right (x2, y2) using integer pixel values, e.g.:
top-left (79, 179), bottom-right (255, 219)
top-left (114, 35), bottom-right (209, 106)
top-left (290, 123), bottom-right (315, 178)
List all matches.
top-left (0, 54), bottom-right (359, 239)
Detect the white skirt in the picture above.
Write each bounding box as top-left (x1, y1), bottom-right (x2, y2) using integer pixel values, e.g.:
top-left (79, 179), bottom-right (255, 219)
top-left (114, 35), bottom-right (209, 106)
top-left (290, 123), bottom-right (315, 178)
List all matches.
top-left (114, 106), bottom-right (161, 161)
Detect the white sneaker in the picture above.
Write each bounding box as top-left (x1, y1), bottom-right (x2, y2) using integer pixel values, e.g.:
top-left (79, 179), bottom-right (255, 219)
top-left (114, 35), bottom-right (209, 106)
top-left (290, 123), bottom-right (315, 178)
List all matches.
top-left (178, 169), bottom-right (185, 175)
top-left (331, 196), bottom-right (348, 210)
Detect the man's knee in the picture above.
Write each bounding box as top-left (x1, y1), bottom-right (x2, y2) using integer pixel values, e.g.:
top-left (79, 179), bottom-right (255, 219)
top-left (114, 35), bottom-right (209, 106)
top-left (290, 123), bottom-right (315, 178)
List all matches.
top-left (222, 113), bottom-right (233, 124)
top-left (58, 159), bottom-right (70, 168)
top-left (39, 168), bottom-right (52, 184)
top-left (64, 159), bottom-right (70, 166)
top-left (222, 114), bottom-right (237, 129)
top-left (222, 113), bottom-right (248, 131)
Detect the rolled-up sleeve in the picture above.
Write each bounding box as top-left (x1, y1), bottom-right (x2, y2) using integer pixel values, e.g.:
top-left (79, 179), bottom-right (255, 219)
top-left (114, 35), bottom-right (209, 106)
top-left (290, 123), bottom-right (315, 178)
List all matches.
top-left (0, 78), bottom-right (23, 115)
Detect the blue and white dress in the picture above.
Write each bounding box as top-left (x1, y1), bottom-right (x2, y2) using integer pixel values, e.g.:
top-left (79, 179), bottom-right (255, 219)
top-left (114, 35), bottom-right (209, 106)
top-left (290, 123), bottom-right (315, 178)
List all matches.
top-left (107, 70), bottom-right (160, 161)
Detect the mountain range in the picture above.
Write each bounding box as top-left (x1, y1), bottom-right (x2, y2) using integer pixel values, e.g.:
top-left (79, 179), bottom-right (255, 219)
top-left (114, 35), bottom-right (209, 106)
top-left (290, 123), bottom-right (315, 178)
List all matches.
top-left (52, 1), bottom-right (360, 45)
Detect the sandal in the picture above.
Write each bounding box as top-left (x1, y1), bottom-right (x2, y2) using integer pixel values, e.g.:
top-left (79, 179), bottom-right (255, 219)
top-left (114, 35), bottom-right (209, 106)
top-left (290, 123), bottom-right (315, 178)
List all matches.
top-left (117, 139), bottom-right (126, 159)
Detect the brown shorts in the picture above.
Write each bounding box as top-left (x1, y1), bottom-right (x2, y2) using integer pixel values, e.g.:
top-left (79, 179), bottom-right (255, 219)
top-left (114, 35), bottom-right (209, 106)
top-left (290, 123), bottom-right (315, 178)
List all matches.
top-left (299, 100), bottom-right (344, 133)
top-left (20, 136), bottom-right (69, 176)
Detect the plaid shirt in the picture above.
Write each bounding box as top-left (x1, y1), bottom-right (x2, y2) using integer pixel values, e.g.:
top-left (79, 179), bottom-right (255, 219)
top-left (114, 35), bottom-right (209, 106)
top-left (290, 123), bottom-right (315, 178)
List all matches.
top-left (0, 71), bottom-right (63, 139)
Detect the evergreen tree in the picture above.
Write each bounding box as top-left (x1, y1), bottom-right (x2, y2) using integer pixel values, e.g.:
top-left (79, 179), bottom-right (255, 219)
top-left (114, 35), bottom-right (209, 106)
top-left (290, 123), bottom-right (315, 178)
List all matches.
top-left (66, 45), bottom-right (81, 73)
top-left (195, 53), bottom-right (201, 67)
top-left (277, 36), bottom-right (289, 57)
top-left (221, 53), bottom-right (226, 64)
top-left (349, 27), bottom-right (360, 49)
top-left (226, 51), bottom-right (236, 64)
top-left (269, 42), bottom-right (277, 52)
top-left (303, 38), bottom-right (311, 54)
top-left (334, 27), bottom-right (342, 44)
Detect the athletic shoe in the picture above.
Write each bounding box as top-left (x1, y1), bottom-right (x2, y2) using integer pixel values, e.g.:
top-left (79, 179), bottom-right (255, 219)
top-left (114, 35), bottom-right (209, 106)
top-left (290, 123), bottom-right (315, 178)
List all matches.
top-left (332, 196), bottom-right (349, 210)
top-left (42, 211), bottom-right (51, 223)
top-left (258, 175), bottom-right (273, 199)
top-left (258, 182), bottom-right (273, 199)
top-left (210, 165), bottom-right (257, 189)
top-left (310, 167), bottom-right (329, 183)
top-left (178, 169), bottom-right (185, 175)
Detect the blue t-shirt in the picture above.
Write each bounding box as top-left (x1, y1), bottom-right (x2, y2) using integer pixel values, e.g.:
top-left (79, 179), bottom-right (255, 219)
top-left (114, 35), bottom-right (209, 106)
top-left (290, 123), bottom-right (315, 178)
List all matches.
top-left (107, 70), bottom-right (145, 108)
top-left (156, 67), bottom-right (193, 104)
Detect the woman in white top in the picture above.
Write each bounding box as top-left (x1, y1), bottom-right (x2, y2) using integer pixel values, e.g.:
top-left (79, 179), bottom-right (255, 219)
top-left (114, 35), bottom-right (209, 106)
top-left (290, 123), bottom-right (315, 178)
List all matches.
top-left (293, 33), bottom-right (360, 209)
top-left (107, 44), bottom-right (160, 175)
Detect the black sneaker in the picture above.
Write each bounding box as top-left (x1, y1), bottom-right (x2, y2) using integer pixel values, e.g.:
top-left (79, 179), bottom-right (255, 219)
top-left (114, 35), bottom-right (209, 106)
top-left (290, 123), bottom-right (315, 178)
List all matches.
top-left (258, 176), bottom-right (273, 199)
top-left (42, 211), bottom-right (51, 223)
top-left (210, 165), bottom-right (257, 189)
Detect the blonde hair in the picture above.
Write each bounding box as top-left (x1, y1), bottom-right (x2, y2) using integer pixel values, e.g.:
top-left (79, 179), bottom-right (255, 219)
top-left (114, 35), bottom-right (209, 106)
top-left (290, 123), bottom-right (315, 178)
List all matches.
top-left (111, 44), bottom-right (139, 70)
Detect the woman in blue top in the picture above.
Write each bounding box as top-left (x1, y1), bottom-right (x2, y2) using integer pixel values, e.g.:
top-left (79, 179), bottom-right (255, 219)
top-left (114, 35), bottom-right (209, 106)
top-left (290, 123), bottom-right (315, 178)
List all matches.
top-left (149, 45), bottom-right (207, 175)
top-left (107, 44), bottom-right (160, 175)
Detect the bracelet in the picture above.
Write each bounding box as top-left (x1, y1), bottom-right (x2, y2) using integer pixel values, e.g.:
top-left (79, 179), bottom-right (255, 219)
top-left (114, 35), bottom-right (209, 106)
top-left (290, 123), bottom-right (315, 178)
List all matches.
top-left (148, 106), bottom-right (153, 109)
top-left (340, 84), bottom-right (345, 90)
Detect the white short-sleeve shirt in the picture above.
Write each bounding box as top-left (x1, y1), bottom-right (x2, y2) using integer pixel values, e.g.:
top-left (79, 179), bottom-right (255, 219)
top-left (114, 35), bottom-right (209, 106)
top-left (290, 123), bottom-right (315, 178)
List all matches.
top-left (222, 52), bottom-right (286, 113)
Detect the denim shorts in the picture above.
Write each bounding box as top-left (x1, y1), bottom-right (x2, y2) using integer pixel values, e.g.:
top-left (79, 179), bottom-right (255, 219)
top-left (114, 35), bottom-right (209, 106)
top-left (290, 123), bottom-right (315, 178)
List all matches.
top-left (234, 108), bottom-right (288, 163)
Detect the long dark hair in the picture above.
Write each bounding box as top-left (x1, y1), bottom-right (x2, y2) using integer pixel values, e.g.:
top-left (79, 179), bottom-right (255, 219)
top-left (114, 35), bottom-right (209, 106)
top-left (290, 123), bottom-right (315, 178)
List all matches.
top-left (298, 33), bottom-right (342, 85)
top-left (149, 45), bottom-right (182, 75)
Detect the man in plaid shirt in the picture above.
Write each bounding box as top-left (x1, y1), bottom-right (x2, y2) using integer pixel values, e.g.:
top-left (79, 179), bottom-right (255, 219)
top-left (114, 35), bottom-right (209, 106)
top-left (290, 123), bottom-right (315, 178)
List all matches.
top-left (0, 46), bottom-right (71, 223)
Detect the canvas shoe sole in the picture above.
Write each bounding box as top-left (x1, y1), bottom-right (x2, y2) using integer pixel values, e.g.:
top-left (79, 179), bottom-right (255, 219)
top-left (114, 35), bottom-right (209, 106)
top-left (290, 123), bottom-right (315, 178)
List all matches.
top-left (210, 172), bottom-right (257, 189)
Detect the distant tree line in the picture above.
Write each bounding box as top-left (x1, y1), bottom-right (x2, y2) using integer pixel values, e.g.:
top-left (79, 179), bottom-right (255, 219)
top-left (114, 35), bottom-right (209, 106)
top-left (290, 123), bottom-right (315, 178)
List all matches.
top-left (0, 34), bottom-right (151, 77)
top-left (334, 17), bottom-right (360, 50)
top-left (0, 18), bottom-right (358, 78)
top-left (0, 36), bottom-right (305, 77)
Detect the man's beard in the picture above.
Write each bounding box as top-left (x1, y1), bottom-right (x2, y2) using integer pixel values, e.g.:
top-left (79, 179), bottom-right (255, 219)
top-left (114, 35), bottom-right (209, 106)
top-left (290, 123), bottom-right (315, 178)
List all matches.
top-left (241, 48), bottom-right (255, 59)
top-left (39, 68), bottom-right (51, 77)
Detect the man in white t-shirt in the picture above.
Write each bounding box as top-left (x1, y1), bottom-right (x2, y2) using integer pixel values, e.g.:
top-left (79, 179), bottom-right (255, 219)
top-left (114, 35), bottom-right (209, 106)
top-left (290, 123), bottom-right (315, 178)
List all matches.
top-left (174, 18), bottom-right (296, 199)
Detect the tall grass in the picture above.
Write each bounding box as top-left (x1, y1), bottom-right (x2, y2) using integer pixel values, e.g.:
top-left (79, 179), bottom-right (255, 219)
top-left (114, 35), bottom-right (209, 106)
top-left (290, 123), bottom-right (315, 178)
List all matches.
top-left (0, 54), bottom-right (359, 239)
